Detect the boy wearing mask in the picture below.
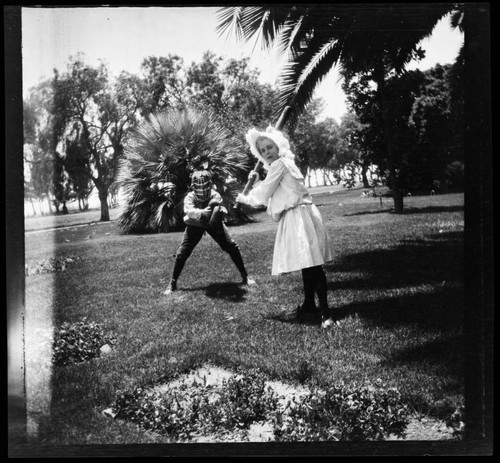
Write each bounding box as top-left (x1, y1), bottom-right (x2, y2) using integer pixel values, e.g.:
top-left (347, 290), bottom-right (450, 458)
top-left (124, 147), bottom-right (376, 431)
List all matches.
top-left (164, 170), bottom-right (255, 294)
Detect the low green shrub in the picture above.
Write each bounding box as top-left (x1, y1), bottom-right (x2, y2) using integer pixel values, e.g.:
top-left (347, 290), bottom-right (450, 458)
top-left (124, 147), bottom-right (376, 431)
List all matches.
top-left (53, 317), bottom-right (117, 366)
top-left (446, 405), bottom-right (465, 438)
top-left (111, 369), bottom-right (279, 440)
top-left (110, 369), bottom-right (409, 442)
top-left (273, 382), bottom-right (409, 441)
top-left (25, 255), bottom-right (82, 276)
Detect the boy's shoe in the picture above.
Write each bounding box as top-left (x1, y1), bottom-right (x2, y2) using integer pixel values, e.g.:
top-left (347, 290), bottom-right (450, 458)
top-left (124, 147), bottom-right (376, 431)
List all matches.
top-left (321, 312), bottom-right (339, 329)
top-left (242, 276), bottom-right (256, 286)
top-left (321, 317), bottom-right (336, 329)
top-left (163, 280), bottom-right (177, 295)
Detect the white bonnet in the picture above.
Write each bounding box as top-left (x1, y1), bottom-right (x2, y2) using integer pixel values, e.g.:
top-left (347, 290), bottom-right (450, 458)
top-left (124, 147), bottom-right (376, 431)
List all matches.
top-left (245, 126), bottom-right (295, 170)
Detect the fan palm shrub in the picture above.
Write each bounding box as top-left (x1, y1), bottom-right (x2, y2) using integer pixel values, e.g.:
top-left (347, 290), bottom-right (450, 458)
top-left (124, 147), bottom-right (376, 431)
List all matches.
top-left (118, 109), bottom-right (253, 234)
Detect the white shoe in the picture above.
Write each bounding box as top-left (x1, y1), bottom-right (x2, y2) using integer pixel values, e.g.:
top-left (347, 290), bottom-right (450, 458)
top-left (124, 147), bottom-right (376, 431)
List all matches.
top-left (243, 277), bottom-right (256, 286)
top-left (163, 281), bottom-right (177, 295)
top-left (321, 317), bottom-right (336, 329)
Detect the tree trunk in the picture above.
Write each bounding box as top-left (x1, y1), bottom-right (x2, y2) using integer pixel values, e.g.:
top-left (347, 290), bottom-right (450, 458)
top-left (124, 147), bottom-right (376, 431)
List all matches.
top-left (327, 170), bottom-right (333, 186)
top-left (326, 170), bottom-right (333, 185)
top-left (361, 162), bottom-right (370, 188)
top-left (29, 199), bottom-right (37, 216)
top-left (322, 169), bottom-right (332, 186)
top-left (98, 188), bottom-right (110, 221)
top-left (46, 194), bottom-right (53, 215)
top-left (38, 199), bottom-right (44, 216)
top-left (377, 72), bottom-right (404, 213)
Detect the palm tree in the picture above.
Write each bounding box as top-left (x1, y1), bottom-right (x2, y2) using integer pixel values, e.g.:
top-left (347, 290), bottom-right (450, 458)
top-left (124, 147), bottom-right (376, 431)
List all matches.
top-left (117, 109), bottom-right (252, 233)
top-left (216, 4), bottom-right (459, 212)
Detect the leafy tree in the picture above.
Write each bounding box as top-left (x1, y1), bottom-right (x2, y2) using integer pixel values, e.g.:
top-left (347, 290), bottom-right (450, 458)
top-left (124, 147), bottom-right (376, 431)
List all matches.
top-left (186, 51), bottom-right (226, 114)
top-left (338, 113), bottom-right (374, 189)
top-left (53, 55), bottom-right (140, 221)
top-left (64, 132), bottom-right (94, 210)
top-left (344, 62), bottom-right (464, 194)
top-left (446, 44), bottom-right (464, 191)
top-left (408, 64), bottom-right (463, 192)
top-left (186, 53), bottom-right (280, 137)
top-left (216, 4), bottom-right (459, 212)
top-left (290, 99), bottom-right (344, 186)
top-left (52, 152), bottom-right (72, 214)
top-left (137, 55), bottom-right (187, 116)
top-left (289, 98), bottom-right (324, 175)
top-left (117, 109), bottom-right (252, 234)
top-left (23, 80), bottom-right (59, 214)
top-left (344, 68), bottom-right (426, 193)
top-left (24, 143), bottom-right (55, 215)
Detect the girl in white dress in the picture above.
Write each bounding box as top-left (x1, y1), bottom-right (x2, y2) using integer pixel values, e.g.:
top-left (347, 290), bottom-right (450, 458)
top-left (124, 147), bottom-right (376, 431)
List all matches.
top-left (236, 127), bottom-right (336, 328)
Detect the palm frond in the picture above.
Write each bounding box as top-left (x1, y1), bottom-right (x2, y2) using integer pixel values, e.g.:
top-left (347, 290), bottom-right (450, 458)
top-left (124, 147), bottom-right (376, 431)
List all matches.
top-left (218, 4), bottom-right (454, 125)
top-left (216, 6), bottom-right (293, 51)
top-left (450, 6), bottom-right (464, 33)
top-left (215, 7), bottom-right (244, 40)
top-left (277, 38), bottom-right (343, 125)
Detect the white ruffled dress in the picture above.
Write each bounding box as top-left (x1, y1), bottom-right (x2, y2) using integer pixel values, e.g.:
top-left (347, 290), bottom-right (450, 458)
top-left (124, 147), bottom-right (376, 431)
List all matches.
top-left (244, 157), bottom-right (333, 275)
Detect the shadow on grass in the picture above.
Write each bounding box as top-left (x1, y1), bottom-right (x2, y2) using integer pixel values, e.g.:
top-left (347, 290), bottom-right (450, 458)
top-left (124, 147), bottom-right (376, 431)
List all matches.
top-left (327, 230), bottom-right (463, 287)
top-left (379, 332), bottom-right (464, 378)
top-left (266, 231), bottom-right (463, 333)
top-left (325, 230), bottom-right (463, 330)
top-left (345, 205), bottom-right (464, 216)
top-left (265, 308), bottom-right (322, 327)
top-left (332, 286), bottom-right (463, 331)
top-left (180, 282), bottom-right (249, 302)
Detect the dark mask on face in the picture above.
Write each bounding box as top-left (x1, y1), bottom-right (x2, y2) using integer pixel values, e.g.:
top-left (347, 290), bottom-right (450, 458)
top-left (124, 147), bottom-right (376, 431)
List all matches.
top-left (191, 171), bottom-right (212, 204)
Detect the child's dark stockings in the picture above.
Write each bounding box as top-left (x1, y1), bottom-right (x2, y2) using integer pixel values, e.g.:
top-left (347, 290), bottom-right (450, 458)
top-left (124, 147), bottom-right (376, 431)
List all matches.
top-left (301, 265), bottom-right (329, 314)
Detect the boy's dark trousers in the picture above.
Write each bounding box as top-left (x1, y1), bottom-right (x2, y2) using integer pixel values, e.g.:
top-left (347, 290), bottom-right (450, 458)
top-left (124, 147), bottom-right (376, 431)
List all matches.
top-left (171, 223), bottom-right (247, 284)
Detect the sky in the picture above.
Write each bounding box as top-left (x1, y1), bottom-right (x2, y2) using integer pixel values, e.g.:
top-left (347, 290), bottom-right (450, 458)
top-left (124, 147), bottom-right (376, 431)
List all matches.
top-left (21, 5), bottom-right (464, 123)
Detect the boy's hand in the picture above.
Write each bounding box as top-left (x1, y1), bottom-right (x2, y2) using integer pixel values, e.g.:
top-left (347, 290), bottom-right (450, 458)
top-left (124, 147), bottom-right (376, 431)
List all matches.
top-left (208, 199), bottom-right (222, 209)
top-left (200, 207), bottom-right (212, 221)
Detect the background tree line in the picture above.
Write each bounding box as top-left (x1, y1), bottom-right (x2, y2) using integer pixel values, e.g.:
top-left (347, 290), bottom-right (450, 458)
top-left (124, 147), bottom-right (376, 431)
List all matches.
top-left (24, 33), bottom-right (463, 226)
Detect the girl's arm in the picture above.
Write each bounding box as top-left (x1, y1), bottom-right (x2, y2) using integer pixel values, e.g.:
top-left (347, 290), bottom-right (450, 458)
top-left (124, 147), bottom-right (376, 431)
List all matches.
top-left (237, 159), bottom-right (286, 206)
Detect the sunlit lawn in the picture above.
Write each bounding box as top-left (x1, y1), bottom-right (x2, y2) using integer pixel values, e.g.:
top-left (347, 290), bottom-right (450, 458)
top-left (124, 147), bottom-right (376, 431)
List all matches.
top-left (24, 187), bottom-right (465, 444)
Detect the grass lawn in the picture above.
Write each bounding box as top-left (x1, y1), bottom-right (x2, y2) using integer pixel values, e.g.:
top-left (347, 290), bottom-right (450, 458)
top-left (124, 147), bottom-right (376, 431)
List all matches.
top-left (23, 187), bottom-right (465, 445)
